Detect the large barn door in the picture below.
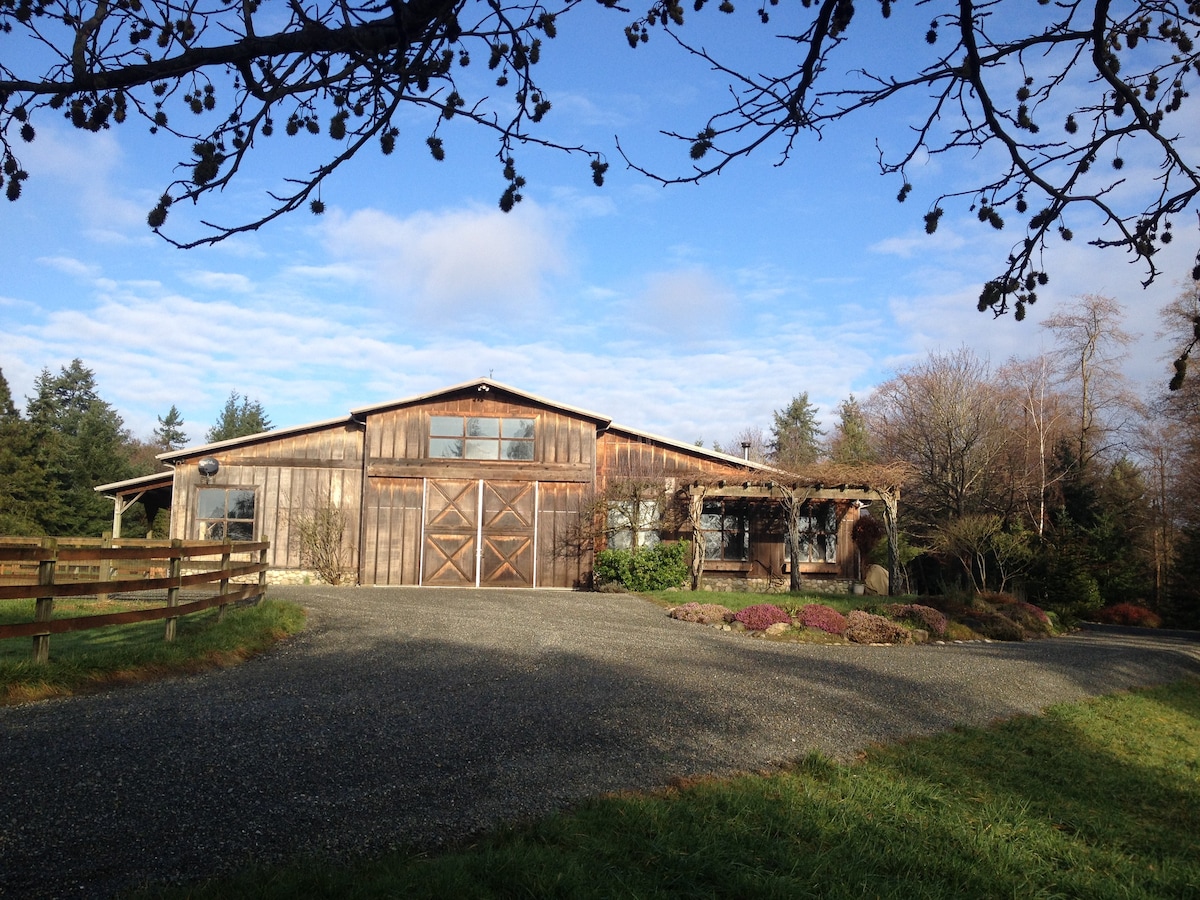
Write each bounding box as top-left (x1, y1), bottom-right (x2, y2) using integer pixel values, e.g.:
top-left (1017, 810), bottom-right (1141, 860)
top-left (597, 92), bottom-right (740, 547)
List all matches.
top-left (479, 481), bottom-right (535, 587)
top-left (422, 479), bottom-right (479, 586)
top-left (422, 479), bottom-right (536, 587)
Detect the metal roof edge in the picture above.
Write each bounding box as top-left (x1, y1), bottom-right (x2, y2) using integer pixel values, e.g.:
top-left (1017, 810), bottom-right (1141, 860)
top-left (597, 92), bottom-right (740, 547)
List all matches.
top-left (156, 415), bottom-right (358, 462)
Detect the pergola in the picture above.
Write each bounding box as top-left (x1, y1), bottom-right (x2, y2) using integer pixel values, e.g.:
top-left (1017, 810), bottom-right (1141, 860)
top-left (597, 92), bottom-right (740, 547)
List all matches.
top-left (682, 464), bottom-right (905, 594)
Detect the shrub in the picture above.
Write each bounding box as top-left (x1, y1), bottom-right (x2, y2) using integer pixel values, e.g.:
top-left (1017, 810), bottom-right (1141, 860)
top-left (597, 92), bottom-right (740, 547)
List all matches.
top-left (595, 541), bottom-right (691, 592)
top-left (798, 604), bottom-right (848, 635)
top-left (294, 504), bottom-right (353, 585)
top-left (1094, 603), bottom-right (1163, 628)
top-left (995, 600), bottom-right (1054, 636)
top-left (733, 603), bottom-right (792, 631)
top-left (844, 610), bottom-right (911, 644)
top-left (877, 603), bottom-right (947, 638)
top-left (669, 602), bottom-right (733, 625)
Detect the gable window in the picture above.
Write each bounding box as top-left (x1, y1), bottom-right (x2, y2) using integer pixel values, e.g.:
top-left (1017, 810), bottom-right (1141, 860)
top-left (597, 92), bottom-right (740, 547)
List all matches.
top-left (197, 488), bottom-right (256, 540)
top-left (700, 500), bottom-right (749, 561)
top-left (429, 416), bottom-right (535, 460)
top-left (788, 500), bottom-right (838, 564)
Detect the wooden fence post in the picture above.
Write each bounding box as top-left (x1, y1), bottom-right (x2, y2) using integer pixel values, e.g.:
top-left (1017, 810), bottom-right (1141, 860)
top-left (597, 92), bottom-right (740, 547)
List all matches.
top-left (257, 545), bottom-right (268, 606)
top-left (97, 532), bottom-right (113, 603)
top-left (164, 538), bottom-right (183, 642)
top-left (217, 543), bottom-right (231, 622)
top-left (32, 537), bottom-right (57, 664)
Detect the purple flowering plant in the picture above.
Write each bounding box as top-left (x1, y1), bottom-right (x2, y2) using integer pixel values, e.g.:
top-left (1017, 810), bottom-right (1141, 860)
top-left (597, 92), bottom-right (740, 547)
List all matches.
top-left (798, 604), bottom-right (849, 635)
top-left (733, 603), bottom-right (793, 631)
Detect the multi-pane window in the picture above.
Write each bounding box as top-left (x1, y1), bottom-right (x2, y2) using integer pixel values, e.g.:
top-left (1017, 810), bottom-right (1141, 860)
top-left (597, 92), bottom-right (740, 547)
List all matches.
top-left (429, 416), bottom-right (535, 460)
top-left (788, 500), bottom-right (838, 564)
top-left (607, 500), bottom-right (661, 551)
top-left (197, 488), bottom-right (256, 540)
top-left (700, 500), bottom-right (749, 561)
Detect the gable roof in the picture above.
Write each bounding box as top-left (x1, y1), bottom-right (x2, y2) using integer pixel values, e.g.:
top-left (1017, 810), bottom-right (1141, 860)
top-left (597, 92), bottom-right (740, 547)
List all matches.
top-left (149, 378), bottom-right (764, 473)
top-left (349, 377), bottom-right (613, 426)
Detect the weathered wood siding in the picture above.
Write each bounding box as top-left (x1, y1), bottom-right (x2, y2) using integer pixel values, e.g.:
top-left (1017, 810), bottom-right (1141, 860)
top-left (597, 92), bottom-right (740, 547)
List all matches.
top-left (361, 388), bottom-right (598, 587)
top-left (596, 430), bottom-right (746, 491)
top-left (536, 482), bottom-right (589, 589)
top-left (170, 422), bottom-right (364, 572)
top-left (361, 477), bottom-right (423, 585)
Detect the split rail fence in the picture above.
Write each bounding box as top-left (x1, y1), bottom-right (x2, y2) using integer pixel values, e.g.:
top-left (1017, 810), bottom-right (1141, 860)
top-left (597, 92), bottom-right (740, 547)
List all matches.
top-left (0, 538), bottom-right (270, 663)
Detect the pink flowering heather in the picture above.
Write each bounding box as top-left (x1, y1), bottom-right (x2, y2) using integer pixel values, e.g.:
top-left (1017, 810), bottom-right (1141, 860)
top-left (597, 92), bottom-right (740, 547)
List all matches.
top-left (1095, 603), bottom-right (1162, 628)
top-left (844, 610), bottom-right (911, 644)
top-left (798, 604), bottom-right (849, 635)
top-left (733, 603), bottom-right (792, 631)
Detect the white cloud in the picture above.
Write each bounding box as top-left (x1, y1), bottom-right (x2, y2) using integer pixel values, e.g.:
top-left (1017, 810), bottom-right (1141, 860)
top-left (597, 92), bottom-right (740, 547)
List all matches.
top-left (318, 203), bottom-right (570, 326)
top-left (183, 271), bottom-right (256, 294)
top-left (36, 256), bottom-right (101, 279)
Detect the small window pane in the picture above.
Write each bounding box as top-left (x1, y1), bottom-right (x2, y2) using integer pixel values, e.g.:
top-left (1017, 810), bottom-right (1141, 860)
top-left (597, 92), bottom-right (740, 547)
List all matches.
top-left (467, 417), bottom-right (500, 438)
top-left (429, 437), bottom-right (463, 458)
top-left (430, 416), bottom-right (463, 437)
top-left (464, 438), bottom-right (500, 459)
top-left (502, 440), bottom-right (534, 460)
top-left (204, 521), bottom-right (226, 540)
top-left (503, 418), bottom-right (535, 438)
top-left (228, 490), bottom-right (255, 520)
top-left (197, 490), bottom-right (226, 519)
top-left (227, 521), bottom-right (254, 541)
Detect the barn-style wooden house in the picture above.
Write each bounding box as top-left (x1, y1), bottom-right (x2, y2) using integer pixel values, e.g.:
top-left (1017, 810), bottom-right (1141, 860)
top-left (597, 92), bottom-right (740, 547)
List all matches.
top-left (97, 379), bottom-right (890, 591)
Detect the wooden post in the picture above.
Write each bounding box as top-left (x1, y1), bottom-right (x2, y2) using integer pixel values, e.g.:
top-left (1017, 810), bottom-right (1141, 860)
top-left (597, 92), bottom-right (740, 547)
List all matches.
top-left (217, 543), bottom-right (231, 622)
top-left (688, 487), bottom-right (706, 591)
top-left (164, 539), bottom-right (183, 642)
top-left (97, 532), bottom-right (113, 603)
top-left (256, 546), bottom-right (268, 605)
top-left (880, 490), bottom-right (900, 597)
top-left (32, 537), bottom-right (57, 664)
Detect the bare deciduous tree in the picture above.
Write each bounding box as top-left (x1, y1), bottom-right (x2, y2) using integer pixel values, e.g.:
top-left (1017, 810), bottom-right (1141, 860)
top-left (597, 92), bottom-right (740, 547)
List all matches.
top-left (864, 347), bottom-right (1014, 531)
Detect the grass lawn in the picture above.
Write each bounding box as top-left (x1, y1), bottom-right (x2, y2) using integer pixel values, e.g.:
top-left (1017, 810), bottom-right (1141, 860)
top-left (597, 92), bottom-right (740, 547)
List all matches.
top-left (0, 597), bottom-right (306, 704)
top-left (141, 679), bottom-right (1200, 899)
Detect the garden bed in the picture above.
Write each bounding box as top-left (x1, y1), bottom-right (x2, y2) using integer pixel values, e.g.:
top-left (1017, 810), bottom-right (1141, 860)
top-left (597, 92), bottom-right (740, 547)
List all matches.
top-left (661, 592), bottom-right (1058, 644)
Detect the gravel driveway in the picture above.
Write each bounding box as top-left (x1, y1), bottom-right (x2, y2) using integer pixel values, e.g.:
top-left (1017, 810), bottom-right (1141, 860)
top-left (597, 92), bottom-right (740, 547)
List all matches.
top-left (2, 586), bottom-right (1198, 899)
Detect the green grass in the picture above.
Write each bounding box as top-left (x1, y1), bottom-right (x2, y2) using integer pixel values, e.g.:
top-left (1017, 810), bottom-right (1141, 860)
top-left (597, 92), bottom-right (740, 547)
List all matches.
top-left (0, 598), bottom-right (305, 704)
top-left (142, 679), bottom-right (1200, 899)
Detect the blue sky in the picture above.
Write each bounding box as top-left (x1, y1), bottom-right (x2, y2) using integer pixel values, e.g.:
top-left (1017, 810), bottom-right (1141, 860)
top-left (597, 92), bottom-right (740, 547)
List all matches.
top-left (1, 4), bottom-right (1190, 450)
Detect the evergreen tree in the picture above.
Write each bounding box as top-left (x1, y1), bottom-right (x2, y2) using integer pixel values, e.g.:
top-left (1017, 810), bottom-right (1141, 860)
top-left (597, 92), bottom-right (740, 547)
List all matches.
top-left (0, 367), bottom-right (15, 419)
top-left (0, 367), bottom-right (56, 535)
top-left (206, 392), bottom-right (272, 443)
top-left (828, 394), bottom-right (875, 466)
top-left (153, 405), bottom-right (189, 451)
top-left (25, 360), bottom-right (133, 536)
top-left (770, 392), bottom-right (823, 469)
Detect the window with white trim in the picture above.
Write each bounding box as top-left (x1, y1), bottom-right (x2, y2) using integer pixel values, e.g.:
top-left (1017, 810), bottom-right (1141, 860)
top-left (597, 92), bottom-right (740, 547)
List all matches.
top-left (197, 487), bottom-right (256, 540)
top-left (700, 500), bottom-right (749, 561)
top-left (787, 500), bottom-right (838, 564)
top-left (607, 499), bottom-right (662, 551)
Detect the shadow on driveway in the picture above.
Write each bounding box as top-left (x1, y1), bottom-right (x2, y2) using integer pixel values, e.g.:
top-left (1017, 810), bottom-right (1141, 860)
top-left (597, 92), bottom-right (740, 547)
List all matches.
top-left (1, 586), bottom-right (1197, 899)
